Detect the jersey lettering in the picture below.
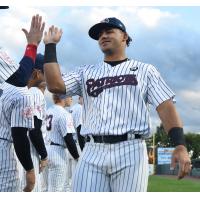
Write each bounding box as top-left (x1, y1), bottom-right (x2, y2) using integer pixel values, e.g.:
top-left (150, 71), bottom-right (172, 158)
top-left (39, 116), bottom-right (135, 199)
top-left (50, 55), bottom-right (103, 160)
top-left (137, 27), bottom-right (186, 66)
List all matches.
top-left (86, 74), bottom-right (138, 97)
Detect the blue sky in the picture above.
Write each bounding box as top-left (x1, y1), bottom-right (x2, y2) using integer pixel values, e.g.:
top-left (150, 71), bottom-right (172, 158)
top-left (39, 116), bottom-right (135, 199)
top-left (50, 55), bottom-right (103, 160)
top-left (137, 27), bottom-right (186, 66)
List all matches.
top-left (0, 6), bottom-right (200, 133)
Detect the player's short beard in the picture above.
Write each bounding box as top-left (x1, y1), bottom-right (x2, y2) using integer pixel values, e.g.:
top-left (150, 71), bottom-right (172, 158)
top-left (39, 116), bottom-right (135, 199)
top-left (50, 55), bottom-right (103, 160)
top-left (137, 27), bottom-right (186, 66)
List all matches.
top-left (101, 48), bottom-right (115, 56)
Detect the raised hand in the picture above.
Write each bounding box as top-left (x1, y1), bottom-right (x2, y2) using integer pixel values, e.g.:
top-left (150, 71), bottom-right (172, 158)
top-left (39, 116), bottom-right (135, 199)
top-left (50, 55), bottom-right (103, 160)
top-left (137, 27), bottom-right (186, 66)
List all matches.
top-left (22, 14), bottom-right (45, 46)
top-left (43, 25), bottom-right (63, 44)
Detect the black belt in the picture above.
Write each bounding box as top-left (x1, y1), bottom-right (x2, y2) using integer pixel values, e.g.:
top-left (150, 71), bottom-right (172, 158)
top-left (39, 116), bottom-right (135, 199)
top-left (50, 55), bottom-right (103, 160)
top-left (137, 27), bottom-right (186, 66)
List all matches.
top-left (50, 141), bottom-right (65, 148)
top-left (86, 133), bottom-right (141, 144)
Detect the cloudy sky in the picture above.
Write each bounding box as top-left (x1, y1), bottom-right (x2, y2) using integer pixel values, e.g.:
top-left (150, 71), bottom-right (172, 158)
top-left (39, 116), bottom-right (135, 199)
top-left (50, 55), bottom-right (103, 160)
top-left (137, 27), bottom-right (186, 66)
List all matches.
top-left (0, 5), bottom-right (200, 133)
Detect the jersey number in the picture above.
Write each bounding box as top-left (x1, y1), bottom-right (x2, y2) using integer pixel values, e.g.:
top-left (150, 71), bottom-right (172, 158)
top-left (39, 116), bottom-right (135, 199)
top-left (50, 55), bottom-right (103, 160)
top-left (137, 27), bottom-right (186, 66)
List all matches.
top-left (46, 115), bottom-right (53, 131)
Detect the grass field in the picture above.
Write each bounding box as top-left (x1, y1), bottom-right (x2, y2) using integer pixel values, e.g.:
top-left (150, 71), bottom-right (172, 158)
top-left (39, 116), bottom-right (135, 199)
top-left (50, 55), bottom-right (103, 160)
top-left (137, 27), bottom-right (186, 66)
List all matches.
top-left (148, 175), bottom-right (200, 192)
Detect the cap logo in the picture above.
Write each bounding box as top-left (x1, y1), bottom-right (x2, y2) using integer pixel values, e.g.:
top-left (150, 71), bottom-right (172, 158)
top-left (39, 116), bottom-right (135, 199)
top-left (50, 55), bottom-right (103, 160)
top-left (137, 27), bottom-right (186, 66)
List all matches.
top-left (101, 18), bottom-right (110, 23)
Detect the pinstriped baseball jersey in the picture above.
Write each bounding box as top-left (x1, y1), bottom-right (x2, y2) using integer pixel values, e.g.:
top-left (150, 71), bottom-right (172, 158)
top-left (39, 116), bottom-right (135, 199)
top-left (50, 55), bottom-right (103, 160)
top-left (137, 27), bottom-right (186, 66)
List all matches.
top-left (46, 105), bottom-right (75, 146)
top-left (62, 59), bottom-right (175, 137)
top-left (0, 48), bottom-right (19, 84)
top-left (0, 82), bottom-right (34, 191)
top-left (0, 82), bottom-right (34, 141)
top-left (69, 103), bottom-right (83, 128)
top-left (18, 87), bottom-right (47, 192)
top-left (29, 87), bottom-right (46, 120)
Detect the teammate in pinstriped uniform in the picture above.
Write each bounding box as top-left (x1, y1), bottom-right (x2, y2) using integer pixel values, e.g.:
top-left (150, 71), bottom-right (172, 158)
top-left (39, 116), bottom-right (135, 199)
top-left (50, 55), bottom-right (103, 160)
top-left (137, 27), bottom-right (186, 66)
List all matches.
top-left (69, 96), bottom-right (85, 151)
top-left (18, 54), bottom-right (48, 192)
top-left (33, 81), bottom-right (50, 192)
top-left (45, 95), bottom-right (79, 192)
top-left (0, 7), bottom-right (44, 88)
top-left (0, 83), bottom-right (34, 192)
top-left (43, 17), bottom-right (191, 192)
top-left (0, 12), bottom-right (45, 192)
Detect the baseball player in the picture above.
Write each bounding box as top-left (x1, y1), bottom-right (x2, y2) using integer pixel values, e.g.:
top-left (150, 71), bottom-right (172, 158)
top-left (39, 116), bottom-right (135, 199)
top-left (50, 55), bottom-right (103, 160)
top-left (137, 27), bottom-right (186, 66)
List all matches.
top-left (45, 95), bottom-right (79, 192)
top-left (18, 54), bottom-right (48, 192)
top-left (1, 7), bottom-right (45, 87)
top-left (69, 96), bottom-right (85, 151)
top-left (0, 12), bottom-right (45, 192)
top-left (34, 80), bottom-right (50, 192)
top-left (43, 17), bottom-right (191, 192)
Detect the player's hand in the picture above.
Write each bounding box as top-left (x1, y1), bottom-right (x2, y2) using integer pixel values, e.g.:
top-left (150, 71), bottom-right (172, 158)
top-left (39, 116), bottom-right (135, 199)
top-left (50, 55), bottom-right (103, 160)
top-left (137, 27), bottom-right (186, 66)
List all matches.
top-left (22, 14), bottom-right (45, 46)
top-left (23, 169), bottom-right (35, 192)
top-left (43, 25), bottom-right (63, 44)
top-left (39, 157), bottom-right (48, 173)
top-left (170, 145), bottom-right (191, 180)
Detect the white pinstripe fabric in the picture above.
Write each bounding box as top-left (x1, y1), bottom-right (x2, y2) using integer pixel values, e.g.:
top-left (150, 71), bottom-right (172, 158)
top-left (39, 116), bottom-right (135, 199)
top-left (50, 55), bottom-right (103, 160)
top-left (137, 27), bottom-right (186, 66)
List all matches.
top-left (62, 60), bottom-right (175, 137)
top-left (0, 141), bottom-right (19, 192)
top-left (0, 83), bottom-right (34, 192)
top-left (29, 87), bottom-right (46, 120)
top-left (46, 105), bottom-right (75, 146)
top-left (46, 145), bottom-right (69, 192)
top-left (17, 87), bottom-right (46, 192)
top-left (45, 105), bottom-right (76, 191)
top-left (72, 139), bottom-right (148, 192)
top-left (62, 59), bottom-right (174, 192)
top-left (0, 48), bottom-right (18, 84)
top-left (69, 103), bottom-right (83, 128)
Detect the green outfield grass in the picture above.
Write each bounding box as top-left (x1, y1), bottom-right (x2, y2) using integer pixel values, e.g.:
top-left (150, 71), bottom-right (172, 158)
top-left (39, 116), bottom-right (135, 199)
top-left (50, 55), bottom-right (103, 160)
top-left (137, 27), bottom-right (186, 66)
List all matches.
top-left (148, 175), bottom-right (200, 192)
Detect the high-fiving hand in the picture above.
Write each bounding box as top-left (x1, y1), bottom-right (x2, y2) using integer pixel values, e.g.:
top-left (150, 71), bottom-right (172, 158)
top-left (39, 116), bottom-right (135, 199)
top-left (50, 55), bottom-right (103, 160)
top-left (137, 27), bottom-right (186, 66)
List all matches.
top-left (43, 25), bottom-right (63, 44)
top-left (22, 14), bottom-right (45, 46)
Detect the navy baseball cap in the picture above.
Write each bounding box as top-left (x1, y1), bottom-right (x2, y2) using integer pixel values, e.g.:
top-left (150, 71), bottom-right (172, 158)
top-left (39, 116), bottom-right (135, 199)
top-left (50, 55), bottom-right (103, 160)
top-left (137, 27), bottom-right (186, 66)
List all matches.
top-left (89, 17), bottom-right (132, 41)
top-left (34, 53), bottom-right (44, 72)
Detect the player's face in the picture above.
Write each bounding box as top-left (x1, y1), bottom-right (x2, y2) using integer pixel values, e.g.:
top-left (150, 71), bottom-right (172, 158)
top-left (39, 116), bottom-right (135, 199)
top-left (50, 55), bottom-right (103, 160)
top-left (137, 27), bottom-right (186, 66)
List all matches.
top-left (65, 96), bottom-right (73, 107)
top-left (98, 28), bottom-right (127, 55)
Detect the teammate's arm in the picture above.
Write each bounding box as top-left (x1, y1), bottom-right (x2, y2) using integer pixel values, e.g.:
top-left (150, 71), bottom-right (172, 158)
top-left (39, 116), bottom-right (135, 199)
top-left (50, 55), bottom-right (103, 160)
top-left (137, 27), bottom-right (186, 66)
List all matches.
top-left (11, 127), bottom-right (35, 192)
top-left (11, 127), bottom-right (34, 171)
top-left (43, 26), bottom-right (65, 94)
top-left (76, 125), bottom-right (85, 151)
top-left (6, 14), bottom-right (45, 87)
top-left (29, 116), bottom-right (48, 173)
top-left (64, 133), bottom-right (79, 160)
top-left (156, 99), bottom-right (191, 179)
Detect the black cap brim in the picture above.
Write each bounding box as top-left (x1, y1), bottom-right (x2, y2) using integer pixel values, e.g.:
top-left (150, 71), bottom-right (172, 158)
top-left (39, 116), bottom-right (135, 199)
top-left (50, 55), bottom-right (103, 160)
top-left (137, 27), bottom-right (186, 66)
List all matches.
top-left (0, 6), bottom-right (9, 9)
top-left (89, 23), bottom-right (125, 40)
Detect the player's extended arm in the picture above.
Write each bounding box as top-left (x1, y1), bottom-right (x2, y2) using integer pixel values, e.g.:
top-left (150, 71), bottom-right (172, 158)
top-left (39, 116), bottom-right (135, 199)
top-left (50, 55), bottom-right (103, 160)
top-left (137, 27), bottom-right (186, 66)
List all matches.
top-left (156, 99), bottom-right (191, 179)
top-left (29, 116), bottom-right (48, 173)
top-left (6, 14), bottom-right (45, 87)
top-left (11, 127), bottom-right (35, 192)
top-left (64, 133), bottom-right (79, 160)
top-left (43, 26), bottom-right (66, 94)
top-left (77, 125), bottom-right (85, 151)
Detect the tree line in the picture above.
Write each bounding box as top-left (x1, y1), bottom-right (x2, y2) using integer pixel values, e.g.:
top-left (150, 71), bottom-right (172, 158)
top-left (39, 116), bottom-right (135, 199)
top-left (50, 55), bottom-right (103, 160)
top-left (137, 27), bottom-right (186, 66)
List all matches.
top-left (146, 124), bottom-right (200, 160)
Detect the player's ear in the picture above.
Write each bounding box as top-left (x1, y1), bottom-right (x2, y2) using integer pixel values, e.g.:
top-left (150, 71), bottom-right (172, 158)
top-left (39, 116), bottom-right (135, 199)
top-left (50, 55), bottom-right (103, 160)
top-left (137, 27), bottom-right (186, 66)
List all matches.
top-left (31, 69), bottom-right (38, 79)
top-left (122, 32), bottom-right (128, 42)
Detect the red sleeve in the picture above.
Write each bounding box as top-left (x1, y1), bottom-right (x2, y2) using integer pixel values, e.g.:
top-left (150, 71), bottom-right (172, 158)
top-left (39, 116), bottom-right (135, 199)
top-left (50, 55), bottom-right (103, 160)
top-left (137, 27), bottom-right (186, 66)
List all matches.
top-left (24, 44), bottom-right (37, 62)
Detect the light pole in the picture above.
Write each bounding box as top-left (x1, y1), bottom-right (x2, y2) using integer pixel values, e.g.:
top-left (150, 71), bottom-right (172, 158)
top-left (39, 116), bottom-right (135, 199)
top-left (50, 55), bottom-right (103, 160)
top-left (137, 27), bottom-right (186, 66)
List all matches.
top-left (152, 132), bottom-right (156, 174)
